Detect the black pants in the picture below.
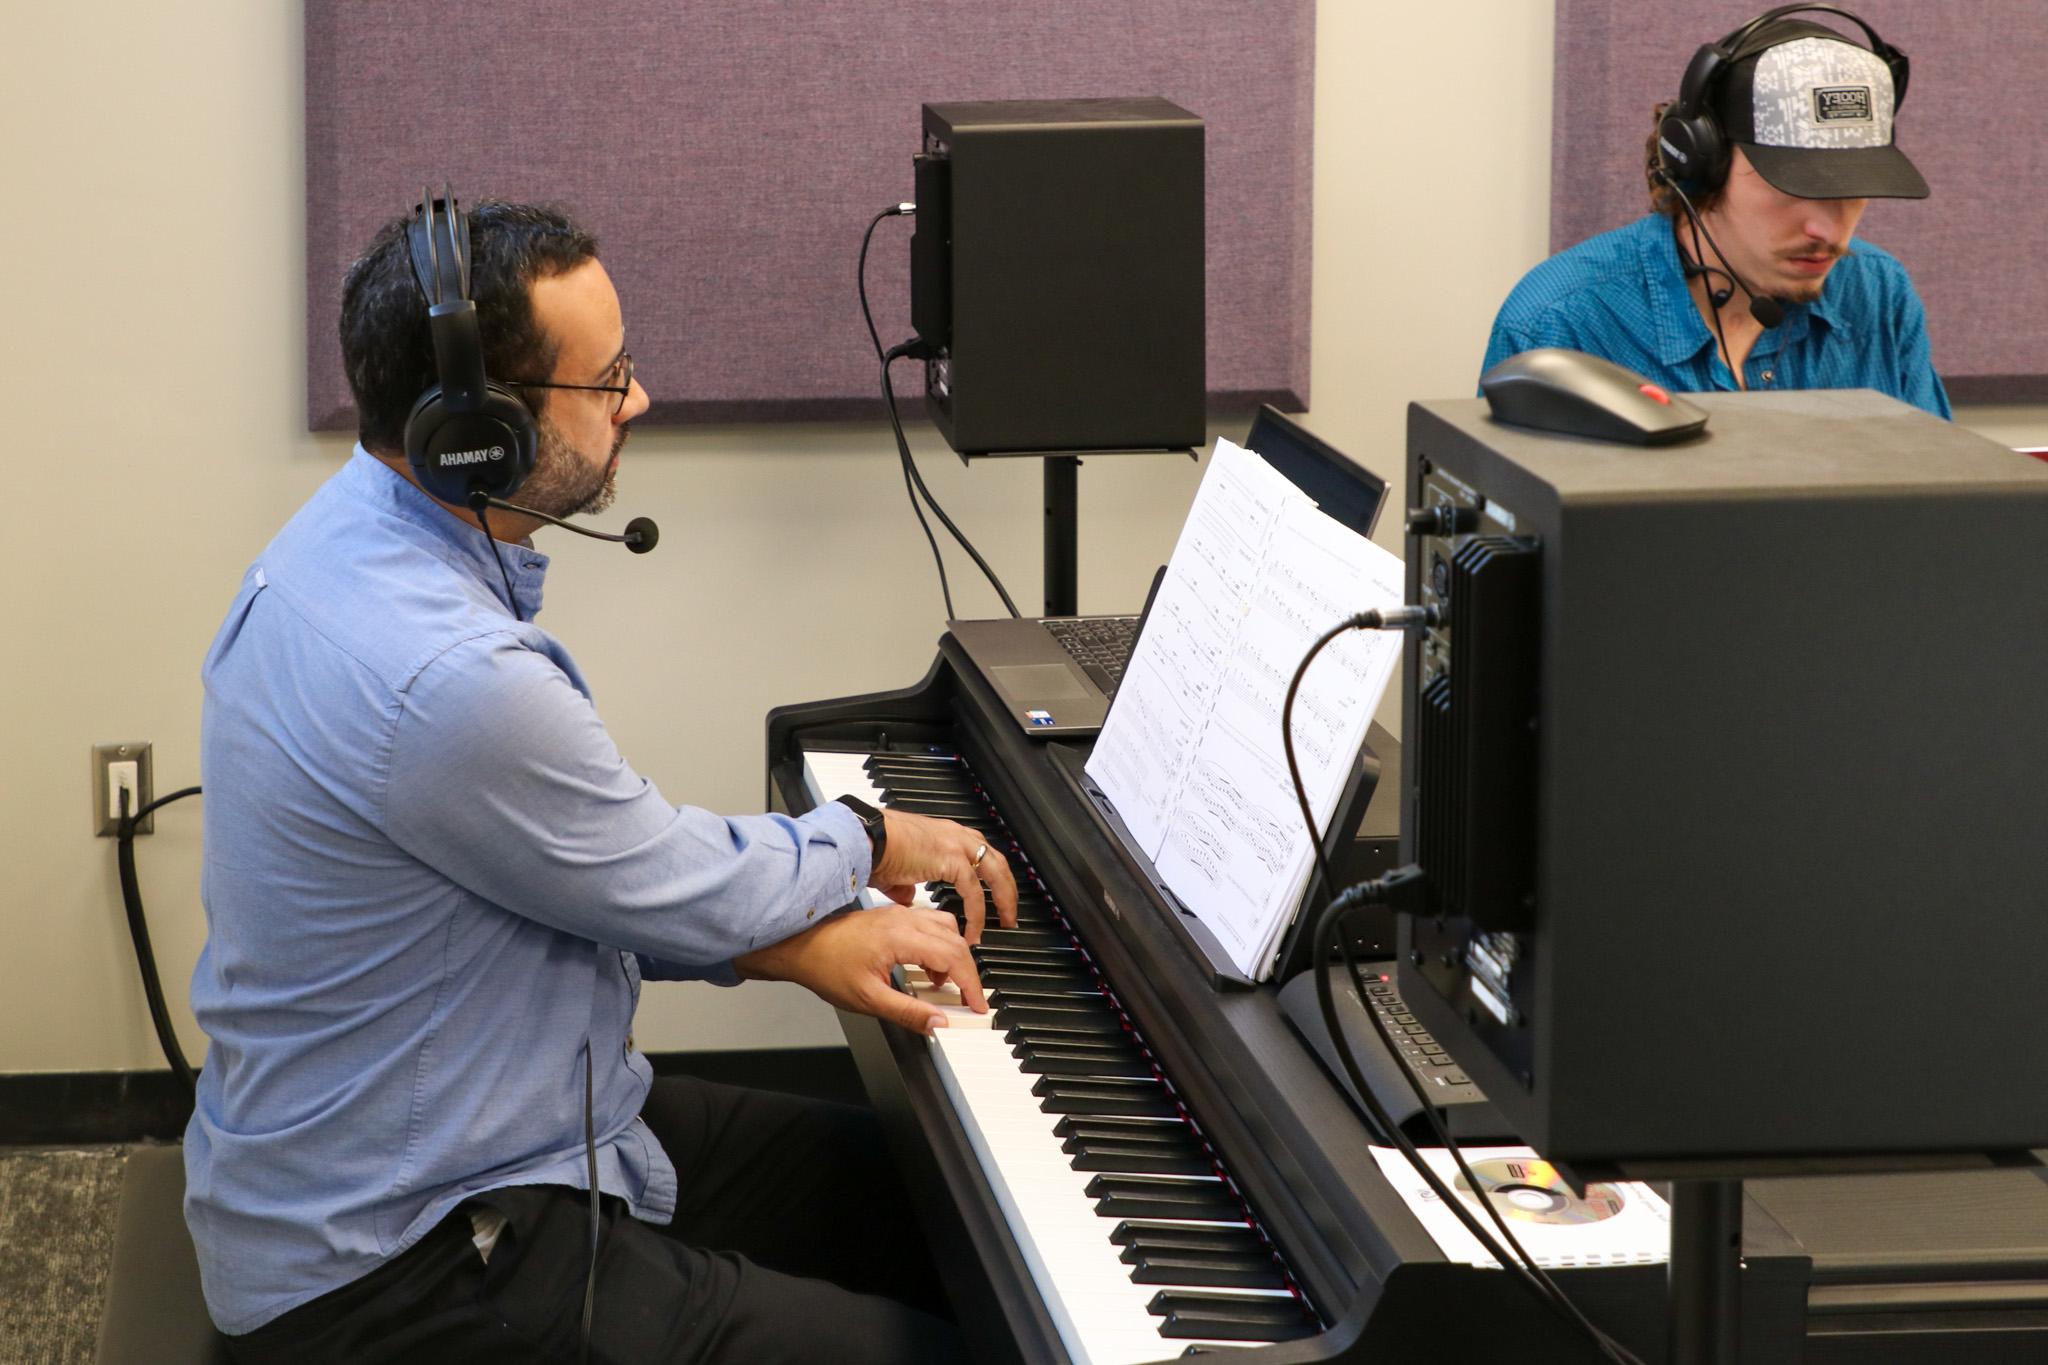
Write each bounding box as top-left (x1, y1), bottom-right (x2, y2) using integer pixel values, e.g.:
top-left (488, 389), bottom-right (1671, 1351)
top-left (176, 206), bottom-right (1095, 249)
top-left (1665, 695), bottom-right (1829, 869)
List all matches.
top-left (225, 1076), bottom-right (969, 1364)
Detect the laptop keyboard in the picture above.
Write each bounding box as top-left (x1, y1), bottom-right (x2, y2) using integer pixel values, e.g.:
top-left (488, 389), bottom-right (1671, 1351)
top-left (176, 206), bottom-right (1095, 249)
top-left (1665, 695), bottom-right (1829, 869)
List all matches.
top-left (1043, 616), bottom-right (1140, 692)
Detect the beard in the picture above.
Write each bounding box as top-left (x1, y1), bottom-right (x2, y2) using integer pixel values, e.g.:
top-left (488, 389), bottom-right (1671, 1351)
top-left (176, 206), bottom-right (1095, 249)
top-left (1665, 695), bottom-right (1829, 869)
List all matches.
top-left (1775, 276), bottom-right (1829, 305)
top-left (1771, 245), bottom-right (1847, 305)
top-left (517, 420), bottom-right (625, 520)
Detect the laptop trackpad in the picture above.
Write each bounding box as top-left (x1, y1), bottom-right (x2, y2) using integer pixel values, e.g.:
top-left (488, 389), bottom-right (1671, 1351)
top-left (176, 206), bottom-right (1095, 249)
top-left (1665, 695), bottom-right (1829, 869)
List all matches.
top-left (992, 664), bottom-right (1093, 700)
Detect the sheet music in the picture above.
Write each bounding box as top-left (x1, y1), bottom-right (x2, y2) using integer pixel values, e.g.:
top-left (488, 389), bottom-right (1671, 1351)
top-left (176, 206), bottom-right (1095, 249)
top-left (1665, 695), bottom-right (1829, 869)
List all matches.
top-left (1086, 438), bottom-right (1405, 979)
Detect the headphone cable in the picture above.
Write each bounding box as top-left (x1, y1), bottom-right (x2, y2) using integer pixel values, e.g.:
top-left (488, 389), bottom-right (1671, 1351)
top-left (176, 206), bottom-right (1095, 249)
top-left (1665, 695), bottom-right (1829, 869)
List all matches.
top-left (1678, 215), bottom-right (1740, 387)
top-left (469, 496), bottom-right (524, 622)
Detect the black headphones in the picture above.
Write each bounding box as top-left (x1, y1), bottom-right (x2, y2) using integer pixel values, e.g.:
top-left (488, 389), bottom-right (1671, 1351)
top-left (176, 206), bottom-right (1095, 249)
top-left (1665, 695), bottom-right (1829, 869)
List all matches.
top-left (1655, 4), bottom-right (1909, 197)
top-left (402, 189), bottom-right (538, 507)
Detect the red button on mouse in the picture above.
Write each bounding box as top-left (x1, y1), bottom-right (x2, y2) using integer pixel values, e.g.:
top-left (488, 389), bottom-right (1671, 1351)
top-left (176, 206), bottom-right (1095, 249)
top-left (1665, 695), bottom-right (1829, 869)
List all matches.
top-left (1638, 382), bottom-right (1672, 405)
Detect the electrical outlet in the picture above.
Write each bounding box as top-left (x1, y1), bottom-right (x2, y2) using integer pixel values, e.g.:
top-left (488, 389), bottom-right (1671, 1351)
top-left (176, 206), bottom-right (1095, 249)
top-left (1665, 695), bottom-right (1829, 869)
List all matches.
top-left (93, 741), bottom-right (154, 837)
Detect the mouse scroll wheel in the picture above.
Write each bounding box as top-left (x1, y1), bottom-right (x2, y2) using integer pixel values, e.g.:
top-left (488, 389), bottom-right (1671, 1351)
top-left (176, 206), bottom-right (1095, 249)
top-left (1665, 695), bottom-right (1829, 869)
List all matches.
top-left (1637, 382), bottom-right (1673, 406)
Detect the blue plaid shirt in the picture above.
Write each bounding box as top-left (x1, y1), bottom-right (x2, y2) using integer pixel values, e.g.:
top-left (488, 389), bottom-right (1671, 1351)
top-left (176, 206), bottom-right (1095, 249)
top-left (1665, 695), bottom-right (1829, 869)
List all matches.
top-left (1481, 213), bottom-right (1950, 419)
top-left (186, 449), bottom-right (872, 1332)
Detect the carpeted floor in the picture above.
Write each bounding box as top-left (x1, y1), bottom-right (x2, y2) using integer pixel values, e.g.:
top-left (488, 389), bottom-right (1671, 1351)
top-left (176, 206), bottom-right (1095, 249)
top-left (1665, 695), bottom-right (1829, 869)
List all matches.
top-left (0, 1145), bottom-right (129, 1365)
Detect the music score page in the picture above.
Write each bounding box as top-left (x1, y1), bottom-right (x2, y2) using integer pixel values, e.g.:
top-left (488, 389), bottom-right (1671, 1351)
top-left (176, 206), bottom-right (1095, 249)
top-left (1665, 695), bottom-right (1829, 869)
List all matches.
top-left (1085, 438), bottom-right (1404, 980)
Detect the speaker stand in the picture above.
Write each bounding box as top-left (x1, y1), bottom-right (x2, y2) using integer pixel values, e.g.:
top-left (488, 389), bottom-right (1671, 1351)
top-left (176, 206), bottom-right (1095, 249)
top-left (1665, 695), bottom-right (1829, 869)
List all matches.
top-left (1668, 1178), bottom-right (1743, 1365)
top-left (962, 447), bottom-right (1195, 617)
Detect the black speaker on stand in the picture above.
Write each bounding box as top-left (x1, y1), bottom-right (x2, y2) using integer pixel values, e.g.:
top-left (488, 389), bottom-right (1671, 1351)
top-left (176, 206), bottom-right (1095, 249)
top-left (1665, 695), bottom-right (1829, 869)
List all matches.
top-left (911, 97), bottom-right (1206, 616)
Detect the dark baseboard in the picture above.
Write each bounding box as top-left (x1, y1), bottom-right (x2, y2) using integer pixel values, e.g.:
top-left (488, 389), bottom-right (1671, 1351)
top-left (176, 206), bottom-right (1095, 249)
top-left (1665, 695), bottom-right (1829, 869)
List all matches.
top-left (1, 1046), bottom-right (862, 1146)
top-left (649, 1046), bottom-right (867, 1107)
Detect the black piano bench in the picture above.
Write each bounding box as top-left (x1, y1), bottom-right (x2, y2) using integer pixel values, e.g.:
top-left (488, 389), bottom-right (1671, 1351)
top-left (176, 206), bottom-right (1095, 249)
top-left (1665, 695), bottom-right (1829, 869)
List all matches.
top-left (94, 1144), bottom-right (233, 1365)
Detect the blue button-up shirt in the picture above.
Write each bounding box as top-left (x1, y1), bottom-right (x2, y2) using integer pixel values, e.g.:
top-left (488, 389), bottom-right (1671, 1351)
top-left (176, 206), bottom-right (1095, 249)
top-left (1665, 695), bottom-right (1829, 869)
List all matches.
top-left (1481, 212), bottom-right (1951, 419)
top-left (186, 449), bottom-right (871, 1333)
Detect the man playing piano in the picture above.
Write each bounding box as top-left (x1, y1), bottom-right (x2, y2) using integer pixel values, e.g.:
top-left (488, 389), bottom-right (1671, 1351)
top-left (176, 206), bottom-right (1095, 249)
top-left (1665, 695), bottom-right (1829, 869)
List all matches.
top-left (183, 196), bottom-right (1017, 1364)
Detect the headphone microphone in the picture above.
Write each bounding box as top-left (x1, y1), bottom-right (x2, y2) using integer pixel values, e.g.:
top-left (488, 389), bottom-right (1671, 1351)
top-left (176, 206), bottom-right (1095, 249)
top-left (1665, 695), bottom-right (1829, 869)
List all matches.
top-left (1652, 162), bottom-right (1785, 331)
top-left (468, 492), bottom-right (660, 554)
top-left (1681, 259), bottom-right (1736, 311)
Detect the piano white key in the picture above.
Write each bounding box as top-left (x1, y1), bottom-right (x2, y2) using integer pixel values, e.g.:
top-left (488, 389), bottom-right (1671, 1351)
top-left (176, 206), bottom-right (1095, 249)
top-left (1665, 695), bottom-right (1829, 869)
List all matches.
top-left (932, 1027), bottom-right (1281, 1365)
top-left (811, 746), bottom-right (1305, 1356)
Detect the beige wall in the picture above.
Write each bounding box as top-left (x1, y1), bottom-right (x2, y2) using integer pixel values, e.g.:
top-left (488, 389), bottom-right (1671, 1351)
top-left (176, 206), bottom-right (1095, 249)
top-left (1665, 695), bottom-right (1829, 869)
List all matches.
top-left (3, 3), bottom-right (2039, 1074)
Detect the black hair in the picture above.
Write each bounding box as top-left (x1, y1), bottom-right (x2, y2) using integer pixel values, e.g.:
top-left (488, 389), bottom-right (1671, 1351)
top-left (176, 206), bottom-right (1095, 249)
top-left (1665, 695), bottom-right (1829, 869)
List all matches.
top-left (338, 200), bottom-right (600, 455)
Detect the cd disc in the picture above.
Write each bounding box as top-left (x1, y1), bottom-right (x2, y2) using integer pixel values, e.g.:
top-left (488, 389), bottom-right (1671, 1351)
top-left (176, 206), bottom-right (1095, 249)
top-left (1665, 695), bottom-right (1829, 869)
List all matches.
top-left (1453, 1158), bottom-right (1627, 1225)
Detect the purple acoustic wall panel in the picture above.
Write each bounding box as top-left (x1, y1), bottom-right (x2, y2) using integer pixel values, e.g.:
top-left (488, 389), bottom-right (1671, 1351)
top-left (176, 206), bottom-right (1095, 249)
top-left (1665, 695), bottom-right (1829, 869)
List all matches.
top-left (1551, 0), bottom-right (2047, 402)
top-left (305, 2), bottom-right (1315, 431)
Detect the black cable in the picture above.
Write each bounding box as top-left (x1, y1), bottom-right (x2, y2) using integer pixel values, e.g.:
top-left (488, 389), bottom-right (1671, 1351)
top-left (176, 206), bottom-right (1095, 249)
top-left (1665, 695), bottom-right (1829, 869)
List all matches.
top-left (1281, 619), bottom-right (1647, 1365)
top-left (580, 1039), bottom-right (599, 1365)
top-left (880, 346), bottom-right (1022, 619)
top-left (1657, 166), bottom-right (1781, 359)
top-left (1681, 214), bottom-right (1739, 387)
top-left (857, 205), bottom-right (910, 363)
top-left (115, 785), bottom-right (203, 1097)
top-left (859, 207), bottom-right (956, 618)
top-left (858, 202), bottom-right (1022, 619)
top-left (469, 497), bottom-right (522, 622)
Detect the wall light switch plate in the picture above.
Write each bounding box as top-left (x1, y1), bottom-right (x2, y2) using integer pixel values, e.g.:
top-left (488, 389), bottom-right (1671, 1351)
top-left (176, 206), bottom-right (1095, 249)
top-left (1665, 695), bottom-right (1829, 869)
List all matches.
top-left (93, 741), bottom-right (154, 837)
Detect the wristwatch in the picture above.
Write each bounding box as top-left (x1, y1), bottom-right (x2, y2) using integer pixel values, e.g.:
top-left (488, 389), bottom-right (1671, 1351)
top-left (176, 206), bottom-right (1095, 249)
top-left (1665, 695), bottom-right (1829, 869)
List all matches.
top-left (834, 794), bottom-right (888, 869)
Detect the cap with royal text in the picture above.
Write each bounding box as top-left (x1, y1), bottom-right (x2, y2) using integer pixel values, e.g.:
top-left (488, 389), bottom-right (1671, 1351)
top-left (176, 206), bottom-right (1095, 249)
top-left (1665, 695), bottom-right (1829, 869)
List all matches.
top-left (1716, 21), bottom-right (1928, 200)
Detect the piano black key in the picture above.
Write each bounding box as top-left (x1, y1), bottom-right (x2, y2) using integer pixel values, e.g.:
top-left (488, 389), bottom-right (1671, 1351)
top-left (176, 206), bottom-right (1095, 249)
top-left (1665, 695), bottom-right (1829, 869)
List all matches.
top-left (1056, 1115), bottom-right (1190, 1140)
top-left (971, 945), bottom-right (1080, 966)
top-left (1024, 1039), bottom-right (1155, 1064)
top-left (1058, 1122), bottom-right (1198, 1153)
top-left (988, 992), bottom-right (1103, 1017)
top-left (1124, 1251), bottom-right (1286, 1289)
top-left (861, 769), bottom-right (976, 793)
top-left (1021, 1049), bottom-right (1152, 1078)
top-left (1111, 1222), bottom-right (1266, 1255)
top-left (1018, 1040), bottom-right (1145, 1069)
top-left (1119, 1236), bottom-right (1270, 1265)
top-left (876, 796), bottom-right (989, 820)
top-left (1035, 1078), bottom-right (1179, 1118)
top-left (1149, 1291), bottom-right (1318, 1342)
top-left (999, 1012), bottom-right (1125, 1039)
top-left (1087, 1174), bottom-right (1241, 1219)
top-left (977, 928), bottom-right (1071, 949)
top-left (981, 968), bottom-right (1097, 993)
top-left (1068, 1140), bottom-right (1211, 1174)
top-left (937, 886), bottom-right (1052, 911)
top-left (1015, 1039), bottom-right (1146, 1064)
top-left (866, 765), bottom-right (976, 787)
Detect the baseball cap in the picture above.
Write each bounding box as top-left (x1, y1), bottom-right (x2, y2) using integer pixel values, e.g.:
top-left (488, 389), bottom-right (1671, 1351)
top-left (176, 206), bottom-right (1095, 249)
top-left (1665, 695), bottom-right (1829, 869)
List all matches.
top-left (1715, 21), bottom-right (1928, 199)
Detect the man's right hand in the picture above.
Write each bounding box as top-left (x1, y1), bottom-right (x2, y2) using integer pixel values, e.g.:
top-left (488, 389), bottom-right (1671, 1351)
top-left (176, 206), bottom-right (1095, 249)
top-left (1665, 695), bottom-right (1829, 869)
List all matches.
top-left (869, 808), bottom-right (1019, 944)
top-left (733, 906), bottom-right (985, 1037)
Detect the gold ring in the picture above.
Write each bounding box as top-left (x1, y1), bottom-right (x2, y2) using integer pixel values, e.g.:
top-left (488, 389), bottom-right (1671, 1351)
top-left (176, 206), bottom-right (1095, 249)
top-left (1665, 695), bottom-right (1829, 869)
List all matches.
top-left (971, 843), bottom-right (987, 867)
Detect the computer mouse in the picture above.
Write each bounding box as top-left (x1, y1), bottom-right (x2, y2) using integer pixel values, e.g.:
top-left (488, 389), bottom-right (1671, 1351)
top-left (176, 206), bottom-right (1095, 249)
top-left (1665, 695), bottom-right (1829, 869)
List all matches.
top-left (1480, 347), bottom-right (1709, 446)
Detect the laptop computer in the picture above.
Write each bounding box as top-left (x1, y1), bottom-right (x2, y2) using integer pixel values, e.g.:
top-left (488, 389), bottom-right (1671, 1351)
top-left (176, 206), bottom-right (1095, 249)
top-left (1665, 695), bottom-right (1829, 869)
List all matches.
top-left (950, 405), bottom-right (1391, 737)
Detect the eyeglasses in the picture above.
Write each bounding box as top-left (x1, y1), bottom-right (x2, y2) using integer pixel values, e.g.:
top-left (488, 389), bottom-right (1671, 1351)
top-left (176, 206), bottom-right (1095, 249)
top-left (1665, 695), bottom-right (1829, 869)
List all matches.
top-left (506, 353), bottom-right (634, 416)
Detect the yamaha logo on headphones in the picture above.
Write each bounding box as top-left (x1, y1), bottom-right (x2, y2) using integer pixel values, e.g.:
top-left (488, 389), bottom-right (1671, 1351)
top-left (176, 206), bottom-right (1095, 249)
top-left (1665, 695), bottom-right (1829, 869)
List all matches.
top-left (1813, 86), bottom-right (1872, 122)
top-left (439, 445), bottom-right (506, 467)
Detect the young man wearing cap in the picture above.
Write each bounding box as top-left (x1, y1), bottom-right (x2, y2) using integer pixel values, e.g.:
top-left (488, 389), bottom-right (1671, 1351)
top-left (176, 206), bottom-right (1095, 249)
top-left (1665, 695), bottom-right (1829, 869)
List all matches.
top-left (1481, 11), bottom-right (1950, 418)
